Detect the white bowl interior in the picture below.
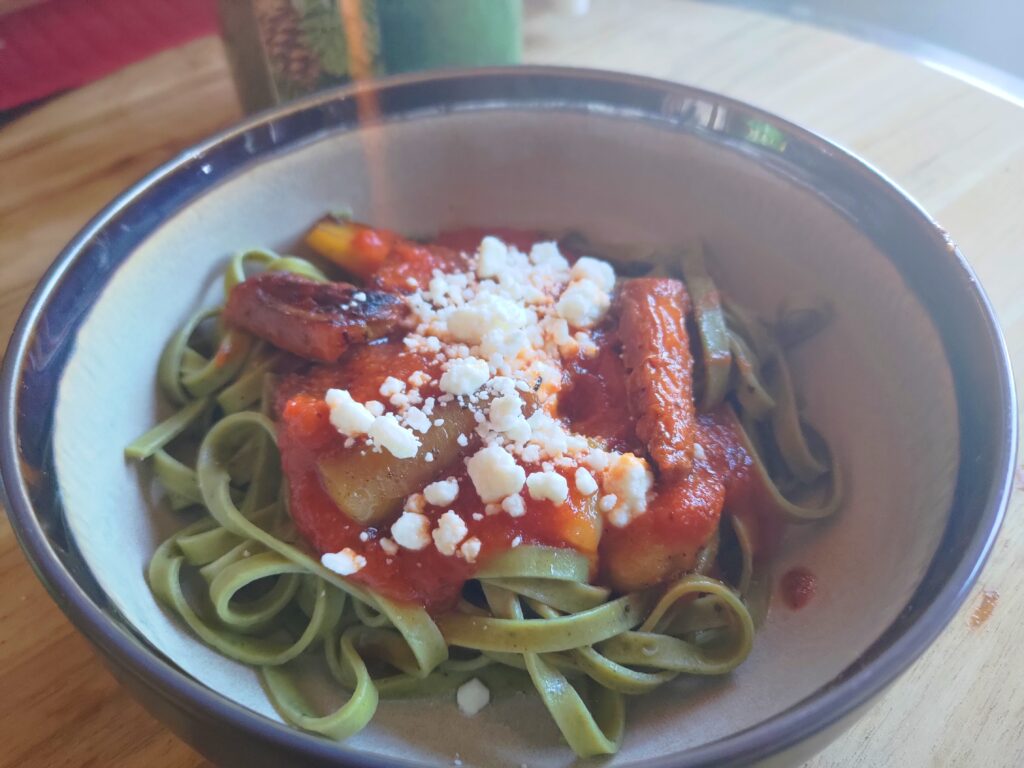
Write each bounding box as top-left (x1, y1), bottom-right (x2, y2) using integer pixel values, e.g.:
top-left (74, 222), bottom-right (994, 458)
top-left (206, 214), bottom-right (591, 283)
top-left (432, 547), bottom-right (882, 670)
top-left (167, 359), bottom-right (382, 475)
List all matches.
top-left (54, 109), bottom-right (958, 767)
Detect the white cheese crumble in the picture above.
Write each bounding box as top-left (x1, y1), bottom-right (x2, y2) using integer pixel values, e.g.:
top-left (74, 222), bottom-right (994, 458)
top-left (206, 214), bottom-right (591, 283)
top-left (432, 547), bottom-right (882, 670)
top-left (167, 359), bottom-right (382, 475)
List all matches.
top-left (379, 538), bottom-right (399, 556)
top-left (368, 414), bottom-right (421, 459)
top-left (459, 536), bottom-right (482, 563)
top-left (556, 278), bottom-right (611, 329)
top-left (440, 356), bottom-right (490, 395)
top-left (321, 548), bottom-right (366, 576)
top-left (456, 678), bottom-right (491, 716)
top-left (466, 445), bottom-right (526, 502)
top-left (476, 236), bottom-right (508, 279)
top-left (570, 256), bottom-right (616, 292)
top-left (423, 477), bottom-right (460, 507)
top-left (432, 511), bottom-right (469, 556)
top-left (530, 241), bottom-right (570, 270)
top-left (408, 370), bottom-right (431, 387)
top-left (404, 406), bottom-right (432, 434)
top-left (526, 471), bottom-right (569, 504)
top-left (391, 511), bottom-right (431, 550)
top-left (574, 467), bottom-right (598, 496)
top-left (448, 294), bottom-right (534, 346)
top-left (404, 493), bottom-right (426, 514)
top-left (501, 494), bottom-right (526, 518)
top-left (602, 453), bottom-right (654, 527)
top-left (325, 389), bottom-right (374, 436)
top-left (379, 376), bottom-right (406, 398)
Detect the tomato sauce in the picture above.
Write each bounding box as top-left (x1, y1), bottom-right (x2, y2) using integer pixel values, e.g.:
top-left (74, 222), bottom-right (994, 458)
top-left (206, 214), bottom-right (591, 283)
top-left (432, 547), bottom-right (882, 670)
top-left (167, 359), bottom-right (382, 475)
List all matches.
top-left (270, 225), bottom-right (785, 612)
top-left (780, 567), bottom-right (816, 610)
top-left (276, 342), bottom-right (602, 614)
top-left (559, 328), bottom-right (641, 453)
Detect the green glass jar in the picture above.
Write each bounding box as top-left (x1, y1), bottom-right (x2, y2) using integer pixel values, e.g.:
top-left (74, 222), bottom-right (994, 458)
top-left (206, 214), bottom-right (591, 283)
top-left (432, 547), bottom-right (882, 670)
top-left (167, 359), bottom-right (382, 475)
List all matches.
top-left (218, 0), bottom-right (522, 113)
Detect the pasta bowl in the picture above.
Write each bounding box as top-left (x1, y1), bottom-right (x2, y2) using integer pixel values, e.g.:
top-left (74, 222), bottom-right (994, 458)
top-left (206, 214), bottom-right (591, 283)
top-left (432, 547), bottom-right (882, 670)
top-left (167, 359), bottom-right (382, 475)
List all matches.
top-left (0, 68), bottom-right (1015, 767)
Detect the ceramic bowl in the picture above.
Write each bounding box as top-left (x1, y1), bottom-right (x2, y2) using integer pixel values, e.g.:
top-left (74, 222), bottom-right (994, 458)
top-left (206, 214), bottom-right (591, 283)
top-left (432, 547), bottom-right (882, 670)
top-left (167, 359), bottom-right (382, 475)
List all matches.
top-left (1, 68), bottom-right (1015, 767)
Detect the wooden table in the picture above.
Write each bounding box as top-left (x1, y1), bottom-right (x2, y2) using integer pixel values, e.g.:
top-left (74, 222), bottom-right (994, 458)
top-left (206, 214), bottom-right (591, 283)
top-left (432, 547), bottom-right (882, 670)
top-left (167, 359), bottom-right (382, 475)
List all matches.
top-left (2, 1), bottom-right (1022, 765)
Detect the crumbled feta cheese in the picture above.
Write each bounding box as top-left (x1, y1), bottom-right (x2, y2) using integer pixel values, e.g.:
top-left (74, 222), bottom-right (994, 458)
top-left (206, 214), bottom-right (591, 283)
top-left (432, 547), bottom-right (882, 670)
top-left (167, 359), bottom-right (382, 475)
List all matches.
top-left (556, 279), bottom-right (610, 329)
top-left (466, 445), bottom-right (526, 502)
top-left (440, 356), bottom-right (490, 395)
top-left (485, 503), bottom-right (501, 516)
top-left (501, 494), bottom-right (526, 518)
top-left (425, 451), bottom-right (435, 462)
top-left (570, 256), bottom-right (616, 292)
top-left (459, 537), bottom-right (482, 563)
top-left (527, 471), bottom-right (569, 504)
top-left (448, 294), bottom-right (532, 345)
top-left (585, 449), bottom-right (612, 472)
top-left (353, 291), bottom-right (367, 302)
top-left (423, 477), bottom-right (460, 507)
top-left (391, 511), bottom-right (431, 550)
top-left (456, 433), bottom-right (469, 447)
top-left (487, 391), bottom-right (528, 435)
top-left (365, 400), bottom-right (385, 416)
top-left (368, 414), bottom-right (421, 459)
top-left (456, 678), bottom-right (490, 716)
top-left (379, 538), bottom-right (399, 556)
top-left (404, 493), bottom-right (426, 514)
top-left (529, 241), bottom-right (570, 270)
top-left (325, 389), bottom-right (374, 436)
top-left (599, 494), bottom-right (617, 513)
top-left (379, 376), bottom-right (406, 398)
top-left (404, 406), bottom-right (432, 434)
top-left (479, 328), bottom-right (531, 362)
top-left (602, 453), bottom-right (654, 527)
top-left (526, 412), bottom-right (573, 458)
top-left (693, 442), bottom-right (706, 462)
top-left (511, 535), bottom-right (523, 548)
top-left (476, 236), bottom-right (509, 279)
top-left (575, 467), bottom-right (598, 496)
top-left (432, 511), bottom-right (469, 556)
top-left (321, 547), bottom-right (366, 576)
top-left (408, 370), bottom-right (431, 388)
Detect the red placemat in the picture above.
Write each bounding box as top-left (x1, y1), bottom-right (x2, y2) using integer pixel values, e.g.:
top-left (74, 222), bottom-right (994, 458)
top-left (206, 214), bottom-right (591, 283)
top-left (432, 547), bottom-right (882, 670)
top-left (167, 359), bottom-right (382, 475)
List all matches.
top-left (0, 0), bottom-right (219, 111)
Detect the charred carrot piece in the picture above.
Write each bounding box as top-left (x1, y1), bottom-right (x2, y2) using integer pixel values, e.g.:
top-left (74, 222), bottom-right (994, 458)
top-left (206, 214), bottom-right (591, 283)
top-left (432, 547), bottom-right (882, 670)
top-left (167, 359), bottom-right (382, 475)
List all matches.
top-left (617, 277), bottom-right (696, 477)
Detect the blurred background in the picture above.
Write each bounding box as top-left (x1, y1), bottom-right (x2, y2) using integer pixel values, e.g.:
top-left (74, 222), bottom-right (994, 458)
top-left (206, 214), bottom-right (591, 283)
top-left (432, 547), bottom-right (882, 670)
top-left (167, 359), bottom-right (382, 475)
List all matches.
top-left (2, 0), bottom-right (1022, 120)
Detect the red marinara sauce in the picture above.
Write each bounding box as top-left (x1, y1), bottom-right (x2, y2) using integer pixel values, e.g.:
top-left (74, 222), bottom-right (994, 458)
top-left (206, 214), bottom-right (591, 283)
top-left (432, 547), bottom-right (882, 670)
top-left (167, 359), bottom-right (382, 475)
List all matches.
top-left (780, 567), bottom-right (817, 610)
top-left (270, 226), bottom-right (783, 613)
top-left (275, 342), bottom-right (602, 614)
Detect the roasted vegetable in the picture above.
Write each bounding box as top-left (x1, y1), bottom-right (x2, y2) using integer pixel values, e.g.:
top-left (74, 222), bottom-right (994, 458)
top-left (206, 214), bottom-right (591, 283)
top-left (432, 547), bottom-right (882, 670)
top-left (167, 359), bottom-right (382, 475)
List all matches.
top-left (316, 401), bottom-right (478, 526)
top-left (600, 465), bottom-right (724, 593)
top-left (224, 272), bottom-right (409, 362)
top-left (305, 219), bottom-right (396, 279)
top-left (617, 277), bottom-right (696, 477)
top-left (305, 218), bottom-right (467, 293)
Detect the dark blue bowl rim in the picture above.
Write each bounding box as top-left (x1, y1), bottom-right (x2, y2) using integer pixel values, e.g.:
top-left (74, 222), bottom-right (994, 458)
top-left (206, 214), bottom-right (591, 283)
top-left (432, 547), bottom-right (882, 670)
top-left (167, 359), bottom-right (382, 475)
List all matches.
top-left (1, 66), bottom-right (1016, 767)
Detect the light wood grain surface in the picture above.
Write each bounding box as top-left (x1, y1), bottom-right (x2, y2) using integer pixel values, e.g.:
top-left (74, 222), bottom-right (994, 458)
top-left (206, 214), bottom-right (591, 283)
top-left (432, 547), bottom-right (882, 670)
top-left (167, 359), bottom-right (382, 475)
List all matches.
top-left (2, 1), bottom-right (1022, 766)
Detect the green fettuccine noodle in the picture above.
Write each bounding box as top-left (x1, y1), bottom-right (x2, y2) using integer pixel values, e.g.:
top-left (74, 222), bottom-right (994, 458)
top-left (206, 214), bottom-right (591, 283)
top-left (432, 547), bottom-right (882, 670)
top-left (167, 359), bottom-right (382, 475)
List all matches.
top-left (129, 241), bottom-right (839, 758)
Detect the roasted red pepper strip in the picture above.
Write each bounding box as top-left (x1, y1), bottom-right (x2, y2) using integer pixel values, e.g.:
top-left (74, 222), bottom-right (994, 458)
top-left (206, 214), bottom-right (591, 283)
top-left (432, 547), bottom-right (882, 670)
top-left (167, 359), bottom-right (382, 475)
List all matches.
top-left (617, 277), bottom-right (696, 477)
top-left (224, 272), bottom-right (409, 362)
